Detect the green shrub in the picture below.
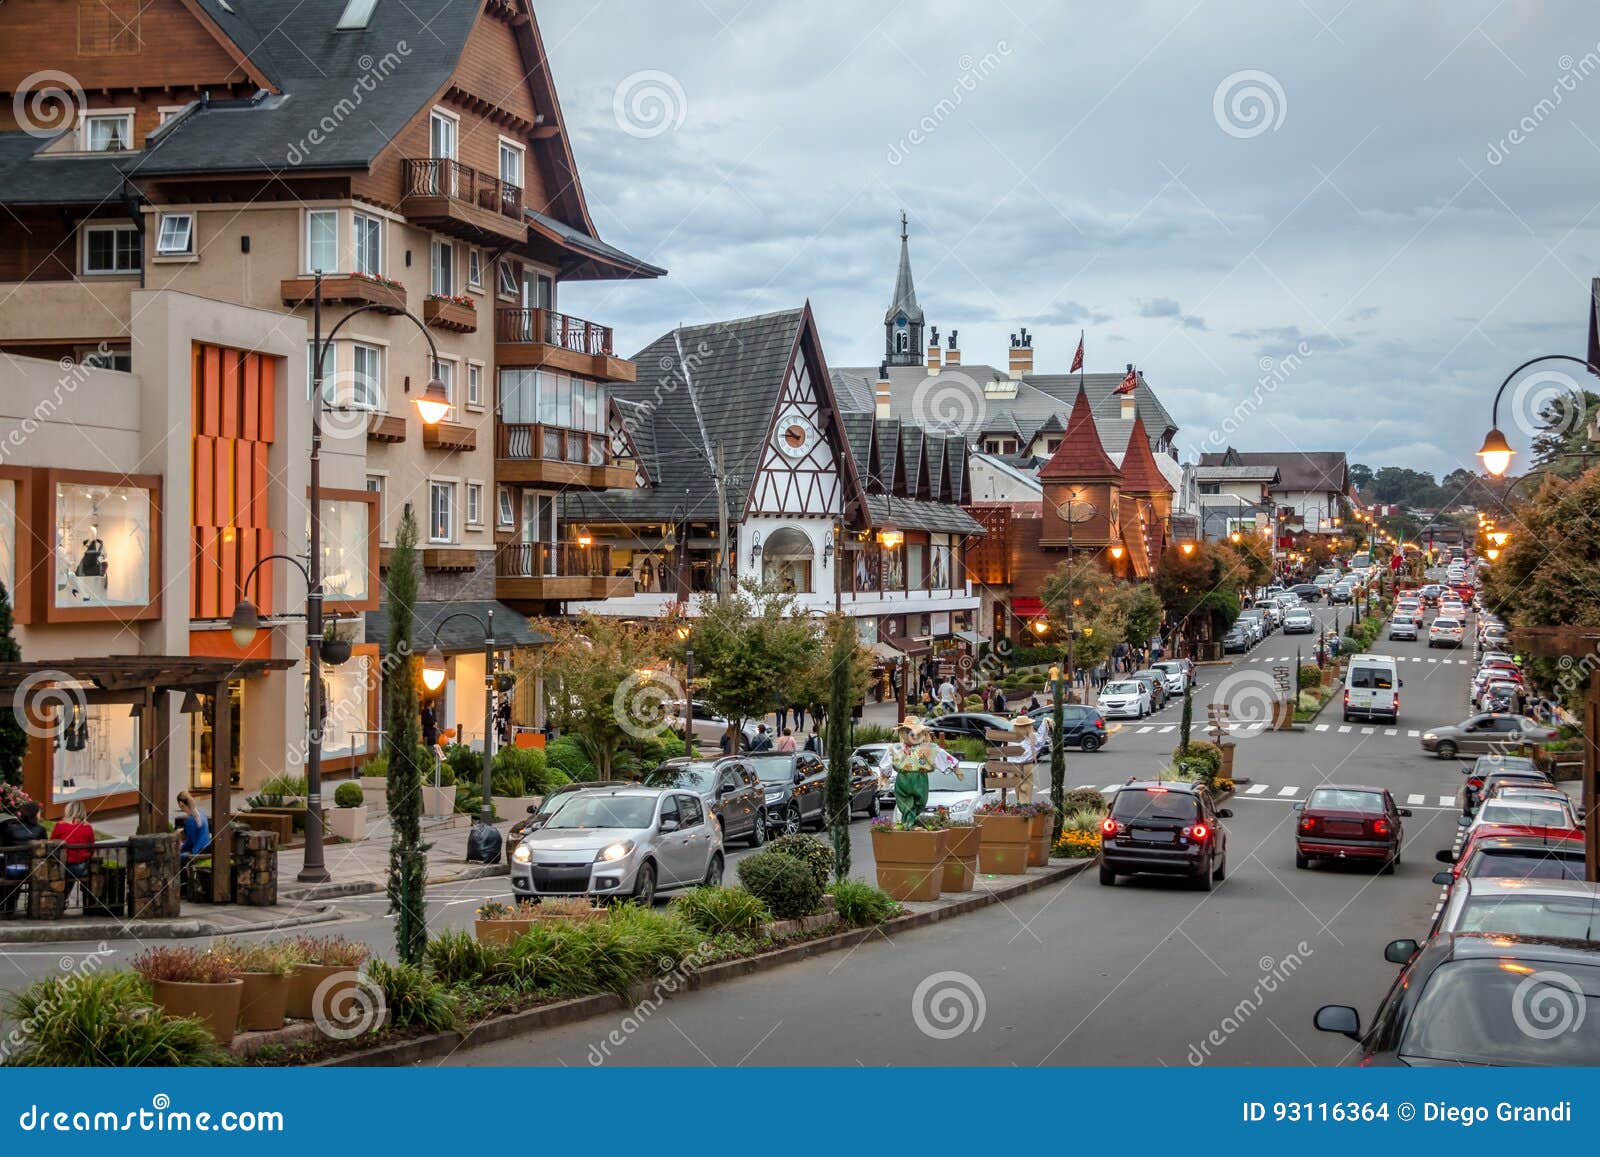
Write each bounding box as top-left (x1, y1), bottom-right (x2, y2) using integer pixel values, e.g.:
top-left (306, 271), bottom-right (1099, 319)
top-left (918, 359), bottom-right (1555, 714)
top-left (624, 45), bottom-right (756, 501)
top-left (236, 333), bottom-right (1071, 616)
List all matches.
top-left (491, 745), bottom-right (549, 796)
top-left (259, 773), bottom-right (308, 798)
top-left (939, 736), bottom-right (988, 763)
top-left (736, 850), bottom-right (823, 919)
top-left (546, 736), bottom-right (595, 780)
top-left (503, 905), bottom-right (699, 999)
top-left (365, 959), bottom-right (459, 1032)
top-left (1172, 739), bottom-right (1221, 778)
top-left (851, 723), bottom-right (899, 746)
top-left (764, 834), bottom-right (833, 889)
top-left (826, 880), bottom-right (898, 926)
top-left (1059, 809), bottom-right (1107, 834)
top-left (670, 885), bottom-right (771, 938)
top-left (1060, 787), bottom-right (1108, 814)
top-left (1298, 664), bottom-right (1323, 691)
top-left (636, 731), bottom-right (686, 770)
top-left (4, 971), bottom-right (232, 1066)
top-left (424, 930), bottom-right (506, 986)
top-left (333, 781), bottom-right (364, 808)
top-left (443, 743), bottom-right (482, 784)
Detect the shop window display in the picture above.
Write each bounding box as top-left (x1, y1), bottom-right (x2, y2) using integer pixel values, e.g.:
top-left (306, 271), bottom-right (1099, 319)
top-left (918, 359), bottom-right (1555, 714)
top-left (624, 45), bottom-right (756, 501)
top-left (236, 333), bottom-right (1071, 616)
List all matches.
top-left (54, 483), bottom-right (151, 609)
top-left (53, 695), bottom-right (141, 803)
top-left (0, 478), bottom-right (15, 596)
top-left (310, 498), bottom-right (371, 603)
top-left (313, 653), bottom-right (374, 763)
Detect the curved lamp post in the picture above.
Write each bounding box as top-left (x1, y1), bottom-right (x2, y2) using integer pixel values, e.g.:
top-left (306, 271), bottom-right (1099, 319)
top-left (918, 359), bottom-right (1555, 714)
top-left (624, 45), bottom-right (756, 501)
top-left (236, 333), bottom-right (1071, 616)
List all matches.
top-left (420, 608), bottom-right (500, 826)
top-left (229, 272), bottom-right (445, 884)
top-left (1477, 354), bottom-right (1597, 477)
top-left (1051, 492), bottom-right (1098, 689)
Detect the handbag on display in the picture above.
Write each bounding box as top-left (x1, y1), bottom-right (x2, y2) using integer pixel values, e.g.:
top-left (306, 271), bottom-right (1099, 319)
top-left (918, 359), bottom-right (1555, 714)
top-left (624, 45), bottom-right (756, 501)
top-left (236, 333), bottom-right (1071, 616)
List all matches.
top-left (76, 537), bottom-right (107, 578)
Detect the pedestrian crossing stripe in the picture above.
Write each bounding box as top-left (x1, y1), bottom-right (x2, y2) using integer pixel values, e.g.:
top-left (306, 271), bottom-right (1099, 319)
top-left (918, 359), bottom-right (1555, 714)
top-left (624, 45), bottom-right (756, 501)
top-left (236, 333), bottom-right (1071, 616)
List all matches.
top-left (1361, 727), bottom-right (1375, 735)
top-left (1384, 728), bottom-right (1397, 736)
top-left (1315, 724), bottom-right (1329, 731)
top-left (1338, 725), bottom-right (1352, 733)
top-left (1408, 729), bottom-right (1421, 737)
top-left (1407, 794), bottom-right (1425, 805)
top-left (1246, 784), bottom-right (1269, 794)
top-left (1277, 786), bottom-right (1299, 796)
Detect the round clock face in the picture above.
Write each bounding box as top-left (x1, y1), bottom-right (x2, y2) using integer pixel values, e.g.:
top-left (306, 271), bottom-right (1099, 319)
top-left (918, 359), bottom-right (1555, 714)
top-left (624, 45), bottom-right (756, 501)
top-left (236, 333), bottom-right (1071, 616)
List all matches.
top-left (776, 413), bottom-right (818, 459)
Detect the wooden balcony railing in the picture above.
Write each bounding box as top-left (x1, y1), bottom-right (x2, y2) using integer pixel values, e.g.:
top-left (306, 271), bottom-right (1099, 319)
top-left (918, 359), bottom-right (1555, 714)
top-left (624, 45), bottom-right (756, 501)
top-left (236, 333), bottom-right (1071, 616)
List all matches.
top-left (495, 308), bottom-right (614, 357)
top-left (402, 158), bottom-right (523, 221)
top-left (495, 421), bottom-right (609, 467)
top-left (496, 541), bottom-right (615, 580)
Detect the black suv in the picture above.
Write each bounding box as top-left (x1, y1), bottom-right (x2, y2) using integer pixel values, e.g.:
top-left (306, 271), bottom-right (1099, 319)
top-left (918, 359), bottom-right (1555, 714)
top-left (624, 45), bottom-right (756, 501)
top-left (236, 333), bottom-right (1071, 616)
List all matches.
top-left (1026, 703), bottom-right (1110, 752)
top-left (923, 712), bottom-right (1016, 743)
top-left (1100, 781), bottom-right (1231, 889)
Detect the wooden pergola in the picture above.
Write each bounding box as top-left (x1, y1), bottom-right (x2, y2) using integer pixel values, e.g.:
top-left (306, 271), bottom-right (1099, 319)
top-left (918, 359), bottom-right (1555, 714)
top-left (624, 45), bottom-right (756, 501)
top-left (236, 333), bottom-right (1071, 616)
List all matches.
top-left (0, 656), bottom-right (297, 903)
top-left (1509, 626), bottom-right (1600, 882)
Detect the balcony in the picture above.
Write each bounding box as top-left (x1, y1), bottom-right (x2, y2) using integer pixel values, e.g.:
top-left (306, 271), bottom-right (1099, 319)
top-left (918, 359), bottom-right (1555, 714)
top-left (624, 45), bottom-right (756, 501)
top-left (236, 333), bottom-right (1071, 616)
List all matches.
top-left (422, 420), bottom-right (477, 452)
top-left (495, 542), bottom-right (633, 602)
top-left (495, 308), bottom-right (636, 383)
top-left (495, 421), bottom-right (635, 491)
top-left (281, 273), bottom-right (405, 313)
top-left (423, 294), bottom-right (477, 333)
top-left (366, 412), bottom-right (407, 443)
top-left (401, 159), bottom-right (527, 246)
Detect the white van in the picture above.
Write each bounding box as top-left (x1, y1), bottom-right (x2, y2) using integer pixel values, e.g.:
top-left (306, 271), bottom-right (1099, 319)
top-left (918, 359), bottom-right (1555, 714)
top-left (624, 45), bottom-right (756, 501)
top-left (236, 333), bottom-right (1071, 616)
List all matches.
top-left (1343, 654), bottom-right (1401, 724)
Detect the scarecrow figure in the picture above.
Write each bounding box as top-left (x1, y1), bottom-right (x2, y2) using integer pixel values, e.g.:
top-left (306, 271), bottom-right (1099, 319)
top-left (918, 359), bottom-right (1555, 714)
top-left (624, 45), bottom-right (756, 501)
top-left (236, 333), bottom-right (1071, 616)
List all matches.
top-left (890, 717), bottom-right (936, 827)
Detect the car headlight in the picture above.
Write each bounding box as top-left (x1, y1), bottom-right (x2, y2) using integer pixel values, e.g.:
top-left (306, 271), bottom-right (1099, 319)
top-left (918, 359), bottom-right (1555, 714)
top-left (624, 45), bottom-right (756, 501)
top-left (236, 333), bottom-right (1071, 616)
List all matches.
top-left (765, 790), bottom-right (784, 802)
top-left (512, 843), bottom-right (532, 864)
top-left (596, 840), bottom-right (634, 863)
top-left (1422, 732), bottom-right (1437, 741)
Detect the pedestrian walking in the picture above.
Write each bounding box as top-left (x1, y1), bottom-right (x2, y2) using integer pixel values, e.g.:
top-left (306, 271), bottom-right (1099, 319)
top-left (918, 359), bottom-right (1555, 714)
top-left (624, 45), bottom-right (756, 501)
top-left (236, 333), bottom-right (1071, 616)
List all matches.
top-left (993, 687), bottom-right (1008, 714)
top-left (775, 727), bottom-right (797, 753)
top-left (790, 702), bottom-right (806, 731)
top-left (749, 724), bottom-right (773, 752)
top-left (775, 704), bottom-right (788, 733)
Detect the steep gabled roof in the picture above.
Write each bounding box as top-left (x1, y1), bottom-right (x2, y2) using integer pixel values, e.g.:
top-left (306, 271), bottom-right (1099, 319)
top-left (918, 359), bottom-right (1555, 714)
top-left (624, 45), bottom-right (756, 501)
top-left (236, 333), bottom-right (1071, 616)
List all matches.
top-left (1118, 415), bottom-right (1172, 494)
top-left (1197, 449), bottom-right (1348, 493)
top-left (1038, 389), bottom-right (1121, 480)
top-left (883, 216), bottom-right (924, 325)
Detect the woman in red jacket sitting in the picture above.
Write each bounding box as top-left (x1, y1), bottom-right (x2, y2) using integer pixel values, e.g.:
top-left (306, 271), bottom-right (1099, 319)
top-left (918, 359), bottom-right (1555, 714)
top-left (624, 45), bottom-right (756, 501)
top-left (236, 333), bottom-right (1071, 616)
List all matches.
top-left (52, 801), bottom-right (97, 903)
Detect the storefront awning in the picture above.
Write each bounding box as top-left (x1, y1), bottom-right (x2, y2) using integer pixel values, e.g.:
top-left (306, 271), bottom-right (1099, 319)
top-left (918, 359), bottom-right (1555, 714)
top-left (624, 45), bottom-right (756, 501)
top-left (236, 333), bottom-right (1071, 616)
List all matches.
top-left (1011, 597), bottom-right (1045, 618)
top-left (954, 629), bottom-right (988, 646)
top-left (882, 634), bottom-right (931, 657)
top-left (870, 642), bottom-right (903, 663)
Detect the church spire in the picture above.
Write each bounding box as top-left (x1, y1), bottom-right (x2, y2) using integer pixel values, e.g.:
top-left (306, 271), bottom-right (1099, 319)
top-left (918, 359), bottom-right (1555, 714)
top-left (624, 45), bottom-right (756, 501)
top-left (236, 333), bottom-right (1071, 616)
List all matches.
top-left (884, 211), bottom-right (926, 366)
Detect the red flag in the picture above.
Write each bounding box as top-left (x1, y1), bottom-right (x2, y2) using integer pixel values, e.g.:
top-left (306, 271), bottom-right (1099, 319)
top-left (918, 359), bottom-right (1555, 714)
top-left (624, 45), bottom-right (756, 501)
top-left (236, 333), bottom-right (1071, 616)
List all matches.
top-left (1115, 365), bottom-right (1137, 395)
top-left (1070, 332), bottom-right (1084, 373)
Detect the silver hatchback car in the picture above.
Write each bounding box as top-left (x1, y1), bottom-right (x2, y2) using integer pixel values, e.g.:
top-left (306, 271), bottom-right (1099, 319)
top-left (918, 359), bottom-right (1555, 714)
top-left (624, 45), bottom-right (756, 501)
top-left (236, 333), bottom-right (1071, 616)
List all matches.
top-left (510, 786), bottom-right (724, 905)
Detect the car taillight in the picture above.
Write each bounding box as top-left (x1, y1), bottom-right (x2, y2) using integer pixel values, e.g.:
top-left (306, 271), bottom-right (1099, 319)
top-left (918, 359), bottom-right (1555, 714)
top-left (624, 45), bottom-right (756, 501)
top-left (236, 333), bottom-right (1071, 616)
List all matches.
top-left (1467, 777), bottom-right (1483, 790)
top-left (1094, 717), bottom-right (1105, 729)
top-left (1343, 690), bottom-right (1349, 705)
top-left (1101, 817), bottom-right (1119, 836)
top-left (1186, 823), bottom-right (1210, 841)
top-left (1299, 815), bottom-right (1317, 832)
top-left (1372, 818), bottom-right (1391, 836)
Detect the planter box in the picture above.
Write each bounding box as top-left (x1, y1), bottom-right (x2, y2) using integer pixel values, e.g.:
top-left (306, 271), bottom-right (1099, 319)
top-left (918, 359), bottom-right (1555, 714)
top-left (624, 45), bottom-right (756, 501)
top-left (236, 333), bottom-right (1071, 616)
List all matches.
top-left (1027, 812), bottom-right (1052, 868)
top-left (977, 813), bottom-right (1031, 875)
top-left (941, 824), bottom-right (981, 892)
top-left (287, 963), bottom-right (364, 1024)
top-left (327, 805), bottom-right (367, 842)
top-left (870, 827), bottom-right (948, 902)
top-left (424, 295), bottom-right (478, 333)
top-left (766, 911), bottom-right (841, 940)
top-left (237, 971), bottom-right (290, 1033)
top-left (421, 785), bottom-right (457, 816)
top-left (492, 795), bottom-right (543, 820)
top-left (474, 918), bottom-right (536, 946)
top-left (149, 977), bottom-right (243, 1046)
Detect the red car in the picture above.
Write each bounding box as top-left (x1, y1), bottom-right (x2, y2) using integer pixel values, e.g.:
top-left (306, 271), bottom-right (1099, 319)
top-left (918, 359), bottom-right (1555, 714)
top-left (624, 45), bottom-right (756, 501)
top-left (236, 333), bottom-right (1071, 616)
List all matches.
top-left (1433, 825), bottom-right (1586, 886)
top-left (1294, 785), bottom-right (1410, 872)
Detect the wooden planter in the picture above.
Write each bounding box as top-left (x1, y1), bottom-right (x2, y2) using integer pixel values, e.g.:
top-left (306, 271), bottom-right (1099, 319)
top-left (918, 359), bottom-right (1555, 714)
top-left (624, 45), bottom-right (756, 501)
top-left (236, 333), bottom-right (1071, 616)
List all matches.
top-left (237, 971), bottom-right (290, 1033)
top-left (870, 827), bottom-right (949, 902)
top-left (1027, 812), bottom-right (1052, 867)
top-left (977, 813), bottom-right (1031, 875)
top-left (149, 977), bottom-right (244, 1045)
top-left (286, 963), bottom-right (362, 1022)
top-left (474, 918), bottom-right (535, 946)
top-left (941, 824), bottom-right (981, 892)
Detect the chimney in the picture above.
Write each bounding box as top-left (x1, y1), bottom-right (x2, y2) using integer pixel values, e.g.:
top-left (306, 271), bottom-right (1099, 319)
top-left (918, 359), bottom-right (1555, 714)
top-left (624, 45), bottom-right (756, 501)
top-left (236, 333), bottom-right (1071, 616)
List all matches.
top-left (1120, 363), bottom-right (1136, 419)
top-left (945, 329), bottom-right (961, 367)
top-left (926, 326), bottom-right (942, 374)
top-left (1008, 327), bottom-right (1033, 379)
top-left (875, 362), bottom-right (892, 420)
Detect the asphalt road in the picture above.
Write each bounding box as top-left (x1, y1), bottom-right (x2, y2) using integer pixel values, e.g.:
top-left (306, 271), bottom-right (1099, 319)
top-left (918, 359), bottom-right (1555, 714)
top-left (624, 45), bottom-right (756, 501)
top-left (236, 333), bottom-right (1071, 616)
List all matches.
top-left (451, 589), bottom-right (1486, 1068)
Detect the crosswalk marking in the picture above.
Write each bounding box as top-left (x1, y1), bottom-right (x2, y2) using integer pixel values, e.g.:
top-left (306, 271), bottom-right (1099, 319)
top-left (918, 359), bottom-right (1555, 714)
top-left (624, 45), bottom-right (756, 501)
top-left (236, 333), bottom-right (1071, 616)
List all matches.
top-left (1408, 729), bottom-right (1421, 737)
top-left (1246, 784), bottom-right (1270, 795)
top-left (1158, 725), bottom-right (1175, 733)
top-left (1314, 724), bottom-right (1329, 731)
top-left (1439, 795), bottom-right (1456, 808)
top-left (1277, 786), bottom-right (1299, 796)
top-left (1384, 728), bottom-right (1397, 736)
top-left (1338, 725), bottom-right (1352, 733)
top-left (1406, 794), bottom-right (1425, 805)
top-left (1361, 726), bottom-right (1375, 735)
top-left (1135, 725), bottom-right (1153, 733)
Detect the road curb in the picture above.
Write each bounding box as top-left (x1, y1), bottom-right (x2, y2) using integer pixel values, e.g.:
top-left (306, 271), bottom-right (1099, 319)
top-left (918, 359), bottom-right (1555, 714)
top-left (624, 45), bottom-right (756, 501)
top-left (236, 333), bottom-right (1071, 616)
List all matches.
top-left (321, 859), bottom-right (1093, 1067)
top-left (281, 862), bottom-right (508, 903)
top-left (0, 903), bottom-right (341, 945)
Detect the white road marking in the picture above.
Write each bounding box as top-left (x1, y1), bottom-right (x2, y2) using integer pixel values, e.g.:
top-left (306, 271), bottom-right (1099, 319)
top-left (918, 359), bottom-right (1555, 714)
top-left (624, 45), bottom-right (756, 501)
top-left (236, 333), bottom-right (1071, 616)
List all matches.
top-left (1158, 725), bottom-right (1175, 733)
top-left (1136, 725), bottom-right (1153, 733)
top-left (1278, 786), bottom-right (1299, 796)
top-left (1384, 728), bottom-right (1397, 736)
top-left (1314, 723), bottom-right (1330, 731)
top-left (1245, 784), bottom-right (1270, 795)
top-left (1407, 730), bottom-right (1421, 737)
top-left (1361, 726), bottom-right (1375, 735)
top-left (1406, 794), bottom-right (1426, 806)
top-left (1338, 725), bottom-right (1352, 733)
top-left (1439, 795), bottom-right (1456, 808)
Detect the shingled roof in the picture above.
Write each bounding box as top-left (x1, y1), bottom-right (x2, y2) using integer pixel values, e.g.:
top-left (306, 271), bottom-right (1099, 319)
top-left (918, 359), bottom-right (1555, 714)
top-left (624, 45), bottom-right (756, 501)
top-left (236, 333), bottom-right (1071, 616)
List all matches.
top-left (1038, 389), bottom-right (1121, 480)
top-left (1197, 449), bottom-right (1348, 493)
top-left (1117, 414), bottom-right (1172, 494)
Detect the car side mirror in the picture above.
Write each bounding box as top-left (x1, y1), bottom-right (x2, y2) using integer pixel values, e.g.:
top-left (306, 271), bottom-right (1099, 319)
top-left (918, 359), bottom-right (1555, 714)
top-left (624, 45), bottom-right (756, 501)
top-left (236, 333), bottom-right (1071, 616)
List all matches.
top-left (1383, 939), bottom-right (1419, 964)
top-left (1432, 870), bottom-right (1454, 885)
top-left (526, 804), bottom-right (540, 814)
top-left (659, 818), bottom-right (679, 833)
top-left (1398, 808), bottom-right (1413, 818)
top-left (1313, 1005), bottom-right (1362, 1040)
top-left (1291, 802), bottom-right (1303, 812)
top-left (1399, 679), bottom-right (1405, 688)
top-left (793, 772), bottom-right (805, 785)
top-left (1435, 848), bottom-right (1458, 864)
top-left (1216, 808), bottom-right (1233, 819)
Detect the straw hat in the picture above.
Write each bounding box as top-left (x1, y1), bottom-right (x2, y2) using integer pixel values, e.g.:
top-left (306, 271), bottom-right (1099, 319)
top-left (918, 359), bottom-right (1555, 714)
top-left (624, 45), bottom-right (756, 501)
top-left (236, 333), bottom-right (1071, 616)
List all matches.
top-left (897, 716), bottom-right (929, 737)
top-left (1010, 714), bottom-right (1034, 731)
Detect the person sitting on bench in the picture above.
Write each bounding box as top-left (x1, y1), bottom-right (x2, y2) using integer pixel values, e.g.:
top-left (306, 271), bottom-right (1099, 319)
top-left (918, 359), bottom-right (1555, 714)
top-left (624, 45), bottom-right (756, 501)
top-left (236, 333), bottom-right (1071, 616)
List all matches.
top-left (175, 791), bottom-right (211, 865)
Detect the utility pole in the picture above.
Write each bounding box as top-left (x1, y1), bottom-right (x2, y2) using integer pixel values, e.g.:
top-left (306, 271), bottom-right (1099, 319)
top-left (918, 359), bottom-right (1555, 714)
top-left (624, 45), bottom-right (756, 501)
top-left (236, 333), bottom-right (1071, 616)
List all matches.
top-left (715, 439), bottom-right (730, 604)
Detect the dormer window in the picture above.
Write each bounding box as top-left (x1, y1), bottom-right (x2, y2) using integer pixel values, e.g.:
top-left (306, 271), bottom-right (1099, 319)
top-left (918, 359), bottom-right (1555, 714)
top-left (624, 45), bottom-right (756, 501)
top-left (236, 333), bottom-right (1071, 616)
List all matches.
top-left (336, 0), bottom-right (379, 30)
top-left (81, 112), bottom-right (132, 152)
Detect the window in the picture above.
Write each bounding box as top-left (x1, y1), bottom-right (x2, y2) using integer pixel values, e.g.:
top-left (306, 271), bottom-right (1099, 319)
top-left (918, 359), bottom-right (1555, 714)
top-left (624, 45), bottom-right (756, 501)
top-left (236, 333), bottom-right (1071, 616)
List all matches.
top-left (353, 212), bottom-right (382, 276)
top-left (467, 249), bottom-right (483, 289)
top-left (307, 341), bottom-right (336, 404)
top-left (429, 110), bottom-right (457, 161)
top-left (466, 483), bottom-right (483, 527)
top-left (431, 238), bottom-right (454, 297)
top-left (78, 345), bottom-right (131, 371)
top-left (154, 213), bottom-right (193, 255)
top-left (429, 481), bottom-right (455, 543)
top-left (352, 343), bottom-right (382, 411)
top-left (466, 362), bottom-right (483, 408)
top-left (499, 139), bottom-right (524, 190)
top-left (306, 209), bottom-right (338, 273)
top-left (497, 260), bottom-right (519, 298)
top-left (82, 112), bottom-right (132, 152)
top-left (157, 106), bottom-right (186, 125)
top-left (83, 224), bottom-right (141, 274)
top-left (55, 481), bottom-right (151, 608)
top-left (496, 486), bottom-right (515, 529)
top-left (365, 475), bottom-right (387, 542)
top-left (434, 360), bottom-right (457, 422)
top-left (1199, 482), bottom-right (1221, 495)
top-left (311, 498), bottom-right (372, 603)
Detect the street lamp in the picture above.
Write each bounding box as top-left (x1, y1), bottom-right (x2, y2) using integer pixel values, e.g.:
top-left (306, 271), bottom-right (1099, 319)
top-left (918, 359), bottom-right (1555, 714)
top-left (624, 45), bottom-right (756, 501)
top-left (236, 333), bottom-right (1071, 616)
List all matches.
top-left (1052, 492), bottom-right (1098, 689)
top-left (675, 623), bottom-right (694, 754)
top-left (421, 608), bottom-right (502, 826)
top-left (1180, 540), bottom-right (1196, 556)
top-left (1478, 354), bottom-right (1597, 476)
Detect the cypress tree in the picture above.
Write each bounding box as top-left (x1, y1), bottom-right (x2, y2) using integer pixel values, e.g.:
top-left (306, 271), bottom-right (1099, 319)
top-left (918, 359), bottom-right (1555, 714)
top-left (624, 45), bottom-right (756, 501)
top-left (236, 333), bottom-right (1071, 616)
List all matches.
top-left (384, 510), bottom-right (429, 965)
top-left (824, 617), bottom-right (854, 882)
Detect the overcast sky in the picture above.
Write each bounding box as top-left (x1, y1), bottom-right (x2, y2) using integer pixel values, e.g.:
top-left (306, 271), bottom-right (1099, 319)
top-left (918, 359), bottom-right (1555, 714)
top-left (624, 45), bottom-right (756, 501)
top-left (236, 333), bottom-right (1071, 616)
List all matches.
top-left (541, 0), bottom-right (1600, 478)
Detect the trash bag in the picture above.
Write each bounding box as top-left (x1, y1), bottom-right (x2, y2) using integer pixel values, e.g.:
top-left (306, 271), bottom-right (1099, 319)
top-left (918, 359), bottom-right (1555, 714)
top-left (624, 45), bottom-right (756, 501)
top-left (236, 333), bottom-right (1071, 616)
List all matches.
top-left (465, 820), bottom-right (503, 864)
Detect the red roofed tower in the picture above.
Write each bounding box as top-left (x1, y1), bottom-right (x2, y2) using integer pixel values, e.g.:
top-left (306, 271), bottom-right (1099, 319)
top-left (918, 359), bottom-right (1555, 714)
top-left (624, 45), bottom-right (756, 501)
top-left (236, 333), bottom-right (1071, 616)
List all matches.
top-left (1118, 413), bottom-right (1175, 569)
top-left (1038, 389), bottom-right (1121, 551)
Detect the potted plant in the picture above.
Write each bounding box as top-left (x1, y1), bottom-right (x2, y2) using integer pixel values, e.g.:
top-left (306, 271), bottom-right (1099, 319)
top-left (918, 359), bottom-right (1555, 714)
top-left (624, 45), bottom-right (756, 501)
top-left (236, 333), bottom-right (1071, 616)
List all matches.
top-left (285, 935), bottom-right (369, 1023)
top-left (328, 781), bottom-right (367, 841)
top-left (320, 619), bottom-right (353, 666)
top-left (475, 898), bottom-right (602, 944)
top-left (358, 753), bottom-right (388, 799)
top-left (938, 815), bottom-right (981, 893)
top-left (1025, 802), bottom-right (1055, 867)
top-left (421, 759), bottom-right (456, 817)
top-left (975, 801), bottom-right (1032, 875)
top-left (870, 817), bottom-right (949, 901)
top-left (210, 937), bottom-right (296, 1033)
top-left (132, 946), bottom-right (243, 1045)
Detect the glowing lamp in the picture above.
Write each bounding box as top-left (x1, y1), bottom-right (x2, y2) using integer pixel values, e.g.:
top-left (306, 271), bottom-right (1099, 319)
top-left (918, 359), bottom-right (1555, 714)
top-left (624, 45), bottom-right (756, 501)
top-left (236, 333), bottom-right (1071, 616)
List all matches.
top-left (413, 376), bottom-right (451, 426)
top-left (421, 644), bottom-right (448, 692)
top-left (1476, 427), bottom-right (1515, 477)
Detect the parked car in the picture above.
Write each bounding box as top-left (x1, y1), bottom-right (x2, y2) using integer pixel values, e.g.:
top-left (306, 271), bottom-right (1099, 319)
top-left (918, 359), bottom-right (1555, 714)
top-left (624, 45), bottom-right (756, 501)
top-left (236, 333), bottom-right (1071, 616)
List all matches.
top-left (923, 712), bottom-right (1017, 744)
top-left (1222, 626), bottom-right (1251, 653)
top-left (1461, 763), bottom-right (1554, 815)
top-left (854, 743), bottom-right (898, 809)
top-left (646, 759), bottom-right (769, 847)
top-left (662, 700), bottom-right (758, 749)
top-left (1419, 714), bottom-right (1558, 759)
top-left (504, 780), bottom-right (636, 863)
top-left (1293, 785), bottom-right (1410, 872)
top-left (1476, 679), bottom-right (1525, 714)
top-left (1388, 613), bottom-right (1419, 641)
top-left (1026, 702), bottom-right (1111, 751)
top-left (1459, 797), bottom-right (1578, 837)
top-left (747, 751), bottom-right (830, 835)
top-left (1098, 679), bottom-right (1152, 720)
top-left (1130, 669), bottom-right (1171, 710)
top-left (1427, 617), bottom-right (1464, 648)
top-left (921, 761), bottom-right (999, 824)
top-left (1314, 934), bottom-right (1600, 1065)
top-left (1283, 607), bottom-right (1316, 634)
top-left (1151, 660), bottom-right (1188, 695)
top-left (1290, 582), bottom-right (1323, 603)
top-left (1437, 829), bottom-right (1588, 885)
top-left (1099, 781), bottom-right (1231, 889)
top-left (1425, 877), bottom-right (1600, 941)
top-left (510, 786), bottom-right (724, 904)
